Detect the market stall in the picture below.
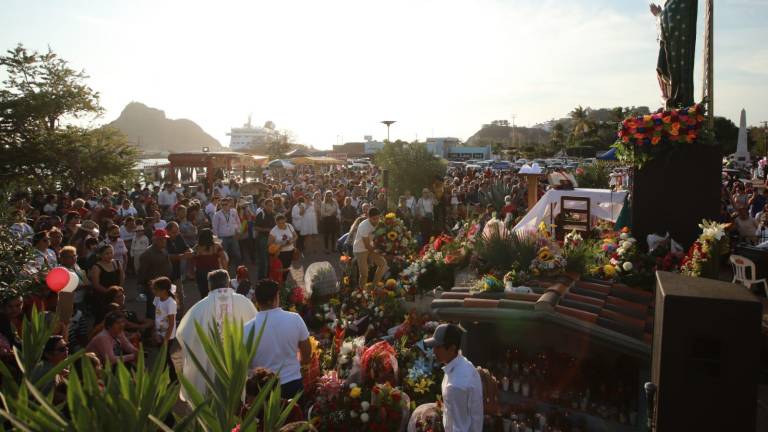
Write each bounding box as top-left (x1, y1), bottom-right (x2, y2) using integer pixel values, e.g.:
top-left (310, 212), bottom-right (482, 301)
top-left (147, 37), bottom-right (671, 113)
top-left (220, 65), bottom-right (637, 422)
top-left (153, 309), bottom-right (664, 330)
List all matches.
top-left (167, 151), bottom-right (268, 191)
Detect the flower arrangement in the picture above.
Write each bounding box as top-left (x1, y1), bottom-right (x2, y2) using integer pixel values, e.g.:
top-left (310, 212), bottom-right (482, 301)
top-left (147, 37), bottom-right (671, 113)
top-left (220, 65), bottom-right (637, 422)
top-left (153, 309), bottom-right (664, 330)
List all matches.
top-left (681, 220), bottom-right (728, 278)
top-left (589, 228), bottom-right (652, 286)
top-left (614, 104), bottom-right (709, 168)
top-left (373, 214), bottom-right (414, 262)
top-left (529, 246), bottom-right (566, 277)
top-left (503, 268), bottom-right (529, 288)
top-left (368, 383), bottom-right (407, 432)
top-left (474, 273), bottom-right (504, 293)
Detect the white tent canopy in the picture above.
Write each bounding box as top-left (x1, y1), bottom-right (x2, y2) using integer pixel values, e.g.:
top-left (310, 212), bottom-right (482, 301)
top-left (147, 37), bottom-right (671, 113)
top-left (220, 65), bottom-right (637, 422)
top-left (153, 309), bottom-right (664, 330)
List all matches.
top-left (513, 188), bottom-right (627, 232)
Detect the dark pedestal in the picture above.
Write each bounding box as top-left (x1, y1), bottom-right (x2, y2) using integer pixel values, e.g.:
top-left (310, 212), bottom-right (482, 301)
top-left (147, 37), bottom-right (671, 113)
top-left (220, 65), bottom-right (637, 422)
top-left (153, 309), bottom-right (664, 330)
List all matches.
top-left (632, 144), bottom-right (721, 249)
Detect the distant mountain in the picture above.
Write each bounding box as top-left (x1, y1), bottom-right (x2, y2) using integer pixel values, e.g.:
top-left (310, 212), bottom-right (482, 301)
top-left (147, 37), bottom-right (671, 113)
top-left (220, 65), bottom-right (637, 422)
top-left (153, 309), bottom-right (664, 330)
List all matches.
top-left (109, 102), bottom-right (222, 154)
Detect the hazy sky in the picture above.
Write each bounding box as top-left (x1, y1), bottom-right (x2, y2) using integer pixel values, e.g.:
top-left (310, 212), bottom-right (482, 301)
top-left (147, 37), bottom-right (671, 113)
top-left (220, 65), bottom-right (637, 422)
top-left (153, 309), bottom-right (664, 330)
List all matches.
top-left (2, 0), bottom-right (767, 149)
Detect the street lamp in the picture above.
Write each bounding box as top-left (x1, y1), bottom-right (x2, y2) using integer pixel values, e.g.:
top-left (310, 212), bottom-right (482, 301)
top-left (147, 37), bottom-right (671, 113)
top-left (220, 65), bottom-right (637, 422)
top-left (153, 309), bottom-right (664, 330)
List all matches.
top-left (381, 121), bottom-right (396, 143)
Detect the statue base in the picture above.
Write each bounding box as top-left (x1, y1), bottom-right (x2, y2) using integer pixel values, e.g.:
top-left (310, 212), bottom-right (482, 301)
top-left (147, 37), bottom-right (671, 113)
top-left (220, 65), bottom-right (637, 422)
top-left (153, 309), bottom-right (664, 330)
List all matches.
top-left (631, 144), bottom-right (721, 249)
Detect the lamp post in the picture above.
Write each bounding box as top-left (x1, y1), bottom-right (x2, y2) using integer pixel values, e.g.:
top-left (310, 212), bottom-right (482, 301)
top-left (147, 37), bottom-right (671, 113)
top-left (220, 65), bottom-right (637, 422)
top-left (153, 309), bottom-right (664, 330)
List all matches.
top-left (381, 120), bottom-right (396, 143)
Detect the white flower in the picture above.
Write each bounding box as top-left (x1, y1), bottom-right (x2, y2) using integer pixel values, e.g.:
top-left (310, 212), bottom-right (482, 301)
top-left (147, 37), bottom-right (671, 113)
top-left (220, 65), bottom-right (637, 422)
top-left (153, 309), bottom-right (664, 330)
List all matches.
top-left (349, 410), bottom-right (358, 418)
top-left (616, 247), bottom-right (626, 256)
top-left (339, 356), bottom-right (349, 365)
top-left (622, 262), bottom-right (633, 271)
top-left (621, 241), bottom-right (632, 250)
top-left (610, 258), bottom-right (618, 265)
top-left (349, 382), bottom-right (357, 389)
top-left (361, 401), bottom-right (370, 411)
top-left (378, 311), bottom-right (385, 317)
top-left (619, 233), bottom-right (628, 240)
top-left (341, 342), bottom-right (354, 355)
top-left (360, 413), bottom-right (369, 423)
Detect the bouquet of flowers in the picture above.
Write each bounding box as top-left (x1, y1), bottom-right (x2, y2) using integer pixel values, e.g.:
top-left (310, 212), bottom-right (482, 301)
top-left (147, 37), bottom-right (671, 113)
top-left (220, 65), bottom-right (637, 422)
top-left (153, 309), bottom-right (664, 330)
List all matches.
top-left (368, 383), bottom-right (408, 432)
top-left (529, 246), bottom-right (566, 277)
top-left (590, 228), bottom-right (653, 286)
top-left (474, 273), bottom-right (504, 293)
top-left (373, 213), bottom-right (415, 267)
top-left (681, 220), bottom-right (728, 278)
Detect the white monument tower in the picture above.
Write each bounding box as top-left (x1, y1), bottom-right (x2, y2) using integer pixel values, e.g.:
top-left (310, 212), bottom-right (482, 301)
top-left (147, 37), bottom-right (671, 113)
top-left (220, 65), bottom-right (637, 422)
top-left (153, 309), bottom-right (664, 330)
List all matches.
top-left (734, 108), bottom-right (750, 168)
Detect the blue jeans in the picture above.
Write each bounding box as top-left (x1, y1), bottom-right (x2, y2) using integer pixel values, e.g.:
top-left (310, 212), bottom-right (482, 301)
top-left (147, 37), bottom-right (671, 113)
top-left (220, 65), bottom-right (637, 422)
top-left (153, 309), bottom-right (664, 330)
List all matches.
top-left (220, 236), bottom-right (241, 268)
top-left (255, 236), bottom-right (269, 280)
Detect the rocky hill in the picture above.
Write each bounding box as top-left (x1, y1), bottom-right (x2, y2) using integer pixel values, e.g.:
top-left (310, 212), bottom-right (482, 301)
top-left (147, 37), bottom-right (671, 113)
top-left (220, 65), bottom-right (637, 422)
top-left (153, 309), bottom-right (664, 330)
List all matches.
top-left (109, 102), bottom-right (221, 154)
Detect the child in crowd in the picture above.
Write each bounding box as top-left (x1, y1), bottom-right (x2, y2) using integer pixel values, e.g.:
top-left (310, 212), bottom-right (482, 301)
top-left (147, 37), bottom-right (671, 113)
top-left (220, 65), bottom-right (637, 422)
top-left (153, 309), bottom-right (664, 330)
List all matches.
top-left (152, 277), bottom-right (178, 381)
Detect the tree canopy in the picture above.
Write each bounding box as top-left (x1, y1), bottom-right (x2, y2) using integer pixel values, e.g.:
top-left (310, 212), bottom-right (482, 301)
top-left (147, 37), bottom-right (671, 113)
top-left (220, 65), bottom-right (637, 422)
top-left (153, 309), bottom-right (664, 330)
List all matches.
top-left (374, 141), bottom-right (446, 202)
top-left (0, 44), bottom-right (138, 190)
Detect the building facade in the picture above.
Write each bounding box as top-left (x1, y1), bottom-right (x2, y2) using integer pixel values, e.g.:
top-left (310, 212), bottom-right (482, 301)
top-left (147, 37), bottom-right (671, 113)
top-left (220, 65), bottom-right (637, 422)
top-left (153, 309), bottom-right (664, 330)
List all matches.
top-left (426, 137), bottom-right (491, 160)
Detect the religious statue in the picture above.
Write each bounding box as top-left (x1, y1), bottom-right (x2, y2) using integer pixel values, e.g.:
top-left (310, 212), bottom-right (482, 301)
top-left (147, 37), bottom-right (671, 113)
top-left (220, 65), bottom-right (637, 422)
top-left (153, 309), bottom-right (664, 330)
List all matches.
top-left (650, 0), bottom-right (698, 109)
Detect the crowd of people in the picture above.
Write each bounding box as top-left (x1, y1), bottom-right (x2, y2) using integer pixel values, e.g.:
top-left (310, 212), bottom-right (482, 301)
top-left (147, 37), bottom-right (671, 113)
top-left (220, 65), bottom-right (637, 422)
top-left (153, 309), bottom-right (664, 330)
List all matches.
top-left (1, 161), bottom-right (567, 431)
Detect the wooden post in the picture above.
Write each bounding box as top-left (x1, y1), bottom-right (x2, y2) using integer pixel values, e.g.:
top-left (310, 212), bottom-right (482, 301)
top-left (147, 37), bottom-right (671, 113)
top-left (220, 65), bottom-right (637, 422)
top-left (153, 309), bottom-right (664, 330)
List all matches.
top-left (520, 173), bottom-right (544, 210)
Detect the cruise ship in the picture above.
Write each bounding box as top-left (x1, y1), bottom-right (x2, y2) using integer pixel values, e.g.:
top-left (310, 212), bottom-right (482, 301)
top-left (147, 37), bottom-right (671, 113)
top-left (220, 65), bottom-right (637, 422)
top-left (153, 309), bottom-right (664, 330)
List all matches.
top-left (227, 116), bottom-right (279, 151)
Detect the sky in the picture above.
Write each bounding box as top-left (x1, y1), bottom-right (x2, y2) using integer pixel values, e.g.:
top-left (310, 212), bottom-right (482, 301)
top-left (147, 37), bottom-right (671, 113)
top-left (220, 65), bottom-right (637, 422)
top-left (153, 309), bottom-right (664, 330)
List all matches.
top-left (2, 0), bottom-right (767, 149)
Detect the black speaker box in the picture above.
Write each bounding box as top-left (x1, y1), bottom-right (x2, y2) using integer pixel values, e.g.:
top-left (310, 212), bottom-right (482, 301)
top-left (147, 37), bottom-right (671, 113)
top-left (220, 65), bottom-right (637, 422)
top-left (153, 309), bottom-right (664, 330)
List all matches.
top-left (652, 272), bottom-right (762, 431)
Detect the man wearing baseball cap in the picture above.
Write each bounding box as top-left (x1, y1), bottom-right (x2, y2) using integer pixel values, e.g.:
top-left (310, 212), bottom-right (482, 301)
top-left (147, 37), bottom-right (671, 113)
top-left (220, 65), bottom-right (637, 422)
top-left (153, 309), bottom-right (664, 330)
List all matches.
top-left (424, 323), bottom-right (483, 432)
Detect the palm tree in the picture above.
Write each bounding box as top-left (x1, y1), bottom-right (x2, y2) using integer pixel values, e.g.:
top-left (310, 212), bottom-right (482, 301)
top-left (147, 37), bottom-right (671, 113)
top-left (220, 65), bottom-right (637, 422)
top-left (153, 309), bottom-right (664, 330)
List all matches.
top-left (550, 122), bottom-right (565, 151)
top-left (569, 106), bottom-right (595, 141)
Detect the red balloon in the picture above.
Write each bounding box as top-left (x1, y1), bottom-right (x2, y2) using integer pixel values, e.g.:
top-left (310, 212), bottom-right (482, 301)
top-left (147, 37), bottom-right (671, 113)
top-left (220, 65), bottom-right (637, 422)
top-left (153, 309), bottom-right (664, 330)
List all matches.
top-left (45, 267), bottom-right (70, 293)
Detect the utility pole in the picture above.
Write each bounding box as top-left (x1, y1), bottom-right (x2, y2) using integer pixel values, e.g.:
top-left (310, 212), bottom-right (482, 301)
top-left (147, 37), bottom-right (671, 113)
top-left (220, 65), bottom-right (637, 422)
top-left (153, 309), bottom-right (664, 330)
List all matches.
top-left (761, 121), bottom-right (768, 159)
top-left (511, 114), bottom-right (517, 148)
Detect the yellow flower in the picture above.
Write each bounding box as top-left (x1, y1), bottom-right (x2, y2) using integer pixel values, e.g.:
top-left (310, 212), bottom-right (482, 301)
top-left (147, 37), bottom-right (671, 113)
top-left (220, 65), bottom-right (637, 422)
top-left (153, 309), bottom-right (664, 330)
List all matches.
top-left (388, 291), bottom-right (396, 298)
top-left (385, 212), bottom-right (396, 219)
top-left (603, 264), bottom-right (616, 277)
top-left (350, 387), bottom-right (362, 398)
top-left (387, 231), bottom-right (398, 240)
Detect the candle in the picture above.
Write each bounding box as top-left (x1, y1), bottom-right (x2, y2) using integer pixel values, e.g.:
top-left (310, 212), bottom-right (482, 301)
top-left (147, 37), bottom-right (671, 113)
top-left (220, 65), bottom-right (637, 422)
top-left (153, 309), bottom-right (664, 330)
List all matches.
top-left (513, 377), bottom-right (520, 393)
top-left (502, 376), bottom-right (510, 392)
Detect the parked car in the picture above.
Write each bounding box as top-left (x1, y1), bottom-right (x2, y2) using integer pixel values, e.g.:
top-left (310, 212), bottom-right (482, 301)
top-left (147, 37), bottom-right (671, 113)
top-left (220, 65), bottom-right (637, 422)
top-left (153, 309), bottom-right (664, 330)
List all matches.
top-left (491, 160), bottom-right (513, 170)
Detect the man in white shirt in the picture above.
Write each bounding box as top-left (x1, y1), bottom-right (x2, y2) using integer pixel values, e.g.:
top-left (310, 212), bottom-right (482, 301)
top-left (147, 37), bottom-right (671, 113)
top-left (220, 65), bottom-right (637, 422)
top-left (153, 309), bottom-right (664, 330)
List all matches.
top-left (243, 279), bottom-right (311, 399)
top-left (212, 197), bottom-right (241, 267)
top-left (352, 207), bottom-right (388, 288)
top-left (424, 324), bottom-right (483, 432)
top-left (205, 196), bottom-right (220, 222)
top-left (158, 184), bottom-right (178, 214)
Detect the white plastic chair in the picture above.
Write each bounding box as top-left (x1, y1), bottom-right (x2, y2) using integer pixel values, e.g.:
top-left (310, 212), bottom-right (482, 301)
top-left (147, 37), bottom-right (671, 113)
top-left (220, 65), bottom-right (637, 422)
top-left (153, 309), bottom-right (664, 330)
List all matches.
top-left (730, 254), bottom-right (768, 295)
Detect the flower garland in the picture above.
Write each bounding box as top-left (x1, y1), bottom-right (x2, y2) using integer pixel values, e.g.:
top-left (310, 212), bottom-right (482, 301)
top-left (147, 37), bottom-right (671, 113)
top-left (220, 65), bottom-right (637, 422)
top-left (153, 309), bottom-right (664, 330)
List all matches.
top-left (614, 103), bottom-right (709, 168)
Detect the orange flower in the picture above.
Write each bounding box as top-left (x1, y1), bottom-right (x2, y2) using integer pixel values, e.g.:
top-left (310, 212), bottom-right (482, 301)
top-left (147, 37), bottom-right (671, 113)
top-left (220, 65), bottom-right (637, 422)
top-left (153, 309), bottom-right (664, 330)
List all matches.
top-left (662, 116), bottom-right (672, 124)
top-left (669, 128), bottom-right (679, 136)
top-left (622, 136), bottom-right (630, 143)
top-left (685, 133), bottom-right (696, 143)
top-left (643, 115), bottom-right (652, 123)
top-left (671, 122), bottom-right (680, 130)
top-left (651, 136), bottom-right (661, 145)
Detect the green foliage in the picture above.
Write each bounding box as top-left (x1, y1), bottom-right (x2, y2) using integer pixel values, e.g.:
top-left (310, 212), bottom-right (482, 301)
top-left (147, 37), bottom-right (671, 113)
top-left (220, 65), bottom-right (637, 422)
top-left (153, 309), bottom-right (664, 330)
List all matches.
top-left (0, 209), bottom-right (42, 300)
top-left (0, 44), bottom-right (138, 190)
top-left (178, 317), bottom-right (299, 432)
top-left (479, 180), bottom-right (508, 212)
top-left (473, 228), bottom-right (537, 274)
top-left (374, 141), bottom-right (446, 203)
top-left (563, 240), bottom-right (598, 275)
top-left (575, 161), bottom-right (611, 189)
top-left (0, 311), bottom-right (298, 431)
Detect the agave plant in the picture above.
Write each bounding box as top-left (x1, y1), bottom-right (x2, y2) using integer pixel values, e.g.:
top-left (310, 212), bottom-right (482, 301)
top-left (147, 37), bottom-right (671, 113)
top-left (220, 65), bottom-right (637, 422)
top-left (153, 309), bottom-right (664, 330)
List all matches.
top-left (472, 229), bottom-right (538, 275)
top-left (172, 317), bottom-right (301, 432)
top-left (0, 311), bottom-right (303, 432)
top-left (479, 180), bottom-right (509, 213)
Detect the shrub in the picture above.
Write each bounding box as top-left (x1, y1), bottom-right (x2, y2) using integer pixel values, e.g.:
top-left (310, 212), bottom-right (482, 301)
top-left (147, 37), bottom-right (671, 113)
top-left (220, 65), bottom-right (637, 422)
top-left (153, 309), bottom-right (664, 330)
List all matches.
top-left (575, 161), bottom-right (612, 189)
top-left (472, 229), bottom-right (537, 275)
